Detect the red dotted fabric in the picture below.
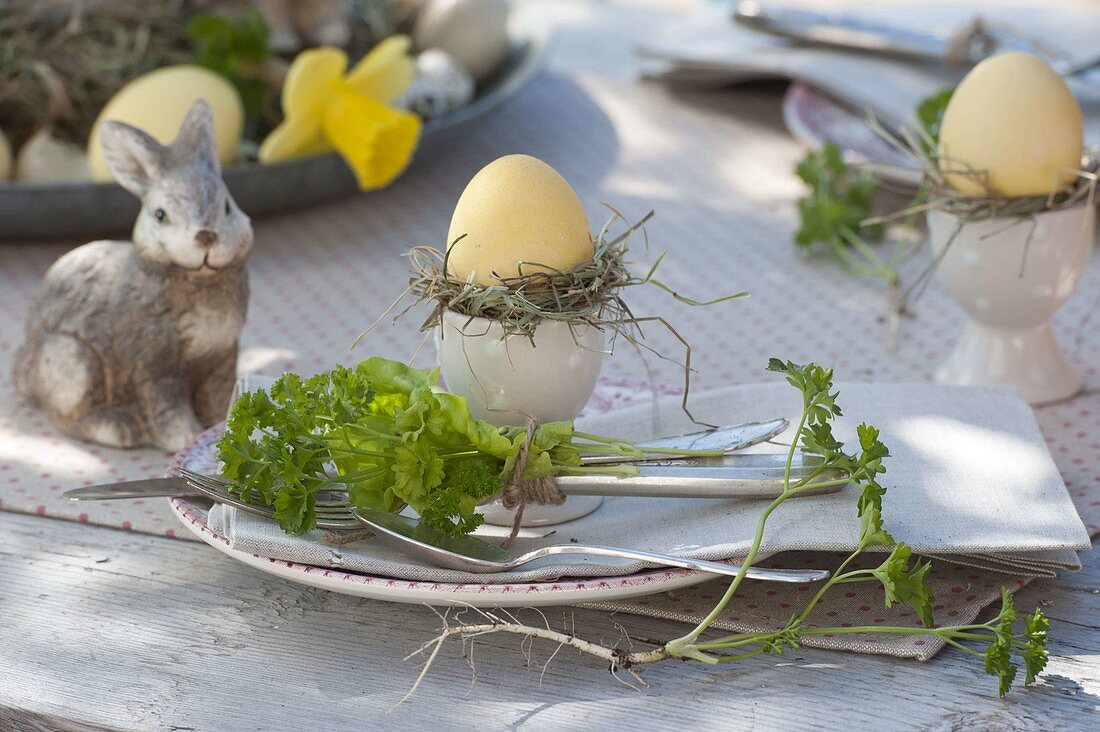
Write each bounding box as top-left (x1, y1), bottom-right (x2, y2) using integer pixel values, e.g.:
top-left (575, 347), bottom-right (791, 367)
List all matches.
top-left (0, 74), bottom-right (1095, 661)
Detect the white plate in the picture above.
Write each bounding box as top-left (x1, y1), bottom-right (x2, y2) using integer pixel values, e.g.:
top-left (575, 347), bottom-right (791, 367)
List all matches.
top-left (782, 82), bottom-right (922, 189)
top-left (166, 425), bottom-right (716, 607)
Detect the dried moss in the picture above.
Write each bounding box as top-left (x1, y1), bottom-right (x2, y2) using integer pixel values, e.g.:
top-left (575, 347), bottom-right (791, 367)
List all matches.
top-left (0, 0), bottom-right (196, 149)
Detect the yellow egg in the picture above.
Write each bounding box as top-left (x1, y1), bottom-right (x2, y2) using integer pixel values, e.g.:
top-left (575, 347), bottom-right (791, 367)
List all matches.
top-left (938, 52), bottom-right (1082, 197)
top-left (0, 129), bottom-right (11, 180)
top-left (88, 65), bottom-right (244, 181)
top-left (446, 155), bottom-right (593, 286)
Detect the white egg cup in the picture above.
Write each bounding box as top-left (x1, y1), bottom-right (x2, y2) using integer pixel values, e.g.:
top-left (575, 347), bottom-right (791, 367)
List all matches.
top-left (927, 203), bottom-right (1093, 405)
top-left (436, 309), bottom-right (606, 526)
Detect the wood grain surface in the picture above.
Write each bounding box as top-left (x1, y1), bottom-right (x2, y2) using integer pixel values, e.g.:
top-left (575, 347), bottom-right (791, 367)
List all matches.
top-left (1, 510), bottom-right (1097, 731)
top-left (2, 2), bottom-right (1098, 730)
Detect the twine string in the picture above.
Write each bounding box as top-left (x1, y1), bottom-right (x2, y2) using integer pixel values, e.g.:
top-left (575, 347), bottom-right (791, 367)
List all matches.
top-left (495, 418), bottom-right (564, 547)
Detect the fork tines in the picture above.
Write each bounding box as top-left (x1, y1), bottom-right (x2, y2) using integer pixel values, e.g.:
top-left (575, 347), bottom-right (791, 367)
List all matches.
top-left (177, 467), bottom-right (360, 529)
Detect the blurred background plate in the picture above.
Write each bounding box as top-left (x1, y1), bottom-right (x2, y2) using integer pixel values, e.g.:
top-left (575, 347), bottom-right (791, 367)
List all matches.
top-left (781, 82), bottom-right (923, 189)
top-left (0, 1), bottom-right (550, 241)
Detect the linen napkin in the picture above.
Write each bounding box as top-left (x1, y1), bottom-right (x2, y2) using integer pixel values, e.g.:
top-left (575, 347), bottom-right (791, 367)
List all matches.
top-left (636, 2), bottom-right (1100, 138)
top-left (199, 380), bottom-right (1090, 584)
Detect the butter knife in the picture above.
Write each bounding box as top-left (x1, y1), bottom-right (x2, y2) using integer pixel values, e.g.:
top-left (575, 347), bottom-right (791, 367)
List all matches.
top-left (65, 453), bottom-right (843, 501)
top-left (64, 417), bottom-right (790, 501)
top-left (734, 1), bottom-right (1100, 78)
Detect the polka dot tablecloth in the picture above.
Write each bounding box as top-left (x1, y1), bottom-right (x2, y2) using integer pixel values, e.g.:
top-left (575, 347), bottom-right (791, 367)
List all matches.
top-left (589, 554), bottom-right (1031, 661)
top-left (0, 68), bottom-right (1096, 661)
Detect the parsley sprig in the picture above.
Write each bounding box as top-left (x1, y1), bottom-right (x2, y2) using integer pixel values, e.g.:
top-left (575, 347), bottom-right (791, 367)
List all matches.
top-left (217, 357), bottom-right (727, 537)
top-left (791, 88), bottom-right (955, 295)
top-left (188, 9), bottom-right (272, 134)
top-left (660, 358), bottom-right (1049, 696)
top-left (915, 87), bottom-right (954, 157)
top-left (220, 355), bottom-right (1050, 696)
top-left (794, 143), bottom-right (901, 287)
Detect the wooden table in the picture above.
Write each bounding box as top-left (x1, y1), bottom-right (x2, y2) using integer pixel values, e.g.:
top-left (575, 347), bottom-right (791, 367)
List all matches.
top-left (2, 510), bottom-right (1098, 730)
top-left (2, 2), bottom-right (1098, 729)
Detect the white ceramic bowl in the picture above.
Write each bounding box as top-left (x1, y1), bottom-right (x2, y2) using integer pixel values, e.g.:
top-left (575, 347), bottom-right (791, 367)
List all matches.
top-left (436, 309), bottom-right (606, 525)
top-left (927, 203), bottom-right (1094, 405)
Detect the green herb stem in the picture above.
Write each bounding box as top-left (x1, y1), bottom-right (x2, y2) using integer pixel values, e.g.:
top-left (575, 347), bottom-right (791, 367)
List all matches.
top-left (549, 464), bottom-right (640, 476)
top-left (795, 550), bottom-right (869, 624)
top-left (666, 404), bottom-right (810, 654)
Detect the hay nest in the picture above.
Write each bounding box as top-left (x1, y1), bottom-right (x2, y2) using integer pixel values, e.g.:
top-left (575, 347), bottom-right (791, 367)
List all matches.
top-left (862, 117), bottom-right (1097, 311)
top-left (368, 209), bottom-right (748, 425)
top-left (0, 1), bottom-right (197, 149)
top-left (865, 117), bottom-right (1097, 227)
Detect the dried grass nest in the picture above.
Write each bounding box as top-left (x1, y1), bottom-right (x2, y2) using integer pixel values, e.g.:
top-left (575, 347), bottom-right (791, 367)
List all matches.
top-left (866, 118), bottom-right (1098, 228)
top-left (371, 210), bottom-right (748, 423)
top-left (864, 118), bottom-right (1098, 312)
top-left (0, 0), bottom-right (399, 151)
top-left (0, 0), bottom-right (194, 149)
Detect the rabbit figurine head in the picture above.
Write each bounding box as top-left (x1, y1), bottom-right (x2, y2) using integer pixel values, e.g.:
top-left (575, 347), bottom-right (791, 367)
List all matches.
top-left (13, 99), bottom-right (253, 451)
top-left (100, 100), bottom-right (253, 274)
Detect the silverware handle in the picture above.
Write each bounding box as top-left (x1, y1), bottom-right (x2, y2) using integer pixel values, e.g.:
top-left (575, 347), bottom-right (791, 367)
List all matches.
top-left (556, 454), bottom-right (847, 498)
top-left (735, 2), bottom-right (960, 63)
top-left (518, 545), bottom-right (829, 582)
top-left (63, 477), bottom-right (196, 500)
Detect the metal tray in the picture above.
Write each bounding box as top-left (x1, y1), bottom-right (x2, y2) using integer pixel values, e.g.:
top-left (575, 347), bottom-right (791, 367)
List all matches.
top-left (0, 1), bottom-right (550, 241)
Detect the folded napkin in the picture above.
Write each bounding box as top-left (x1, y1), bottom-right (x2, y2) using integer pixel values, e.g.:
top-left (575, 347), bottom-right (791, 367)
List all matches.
top-left (201, 381), bottom-right (1090, 584)
top-left (636, 2), bottom-right (1100, 137)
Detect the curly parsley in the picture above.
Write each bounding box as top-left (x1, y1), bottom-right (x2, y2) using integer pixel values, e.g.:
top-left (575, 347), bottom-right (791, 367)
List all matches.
top-left (218, 357), bottom-right (720, 537)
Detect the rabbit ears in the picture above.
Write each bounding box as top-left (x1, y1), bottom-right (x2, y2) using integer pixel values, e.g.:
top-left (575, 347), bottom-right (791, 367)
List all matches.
top-left (100, 100), bottom-right (222, 196)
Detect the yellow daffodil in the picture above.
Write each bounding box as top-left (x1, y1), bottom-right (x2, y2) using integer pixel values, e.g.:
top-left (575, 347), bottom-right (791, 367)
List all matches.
top-left (259, 36), bottom-right (421, 191)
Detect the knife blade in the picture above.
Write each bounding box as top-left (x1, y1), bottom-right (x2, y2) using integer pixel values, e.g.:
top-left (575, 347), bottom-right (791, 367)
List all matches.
top-left (64, 476), bottom-right (196, 501)
top-left (582, 417), bottom-right (788, 465)
top-left (736, 1), bottom-right (963, 64)
top-left (733, 1), bottom-right (1077, 72)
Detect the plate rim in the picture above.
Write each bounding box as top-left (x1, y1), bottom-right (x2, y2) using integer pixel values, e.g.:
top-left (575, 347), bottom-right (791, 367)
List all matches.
top-left (165, 423), bottom-right (716, 607)
top-left (781, 82), bottom-right (922, 189)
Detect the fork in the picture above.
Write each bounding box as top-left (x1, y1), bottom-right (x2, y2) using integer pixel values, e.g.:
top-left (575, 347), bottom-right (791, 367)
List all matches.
top-left (180, 470), bottom-right (361, 530)
top-left (178, 468), bottom-right (830, 583)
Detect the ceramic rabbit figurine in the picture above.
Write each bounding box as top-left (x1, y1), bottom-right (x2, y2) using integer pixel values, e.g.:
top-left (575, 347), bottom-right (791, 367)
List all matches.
top-left (13, 101), bottom-right (252, 451)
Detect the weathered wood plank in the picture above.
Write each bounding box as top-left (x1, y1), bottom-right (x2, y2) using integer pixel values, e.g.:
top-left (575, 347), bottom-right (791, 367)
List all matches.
top-left (0, 710), bottom-right (120, 732)
top-left (1, 511), bottom-right (1097, 731)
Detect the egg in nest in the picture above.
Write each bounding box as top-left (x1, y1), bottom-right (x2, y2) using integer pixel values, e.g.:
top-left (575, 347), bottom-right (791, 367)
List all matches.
top-left (446, 154), bottom-right (594, 286)
top-left (938, 52), bottom-right (1083, 197)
